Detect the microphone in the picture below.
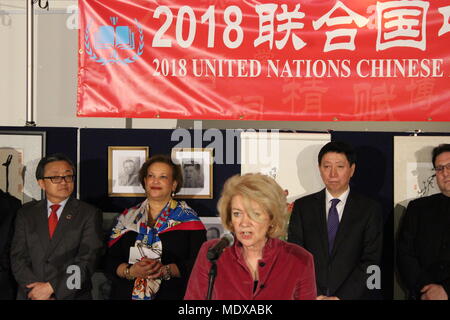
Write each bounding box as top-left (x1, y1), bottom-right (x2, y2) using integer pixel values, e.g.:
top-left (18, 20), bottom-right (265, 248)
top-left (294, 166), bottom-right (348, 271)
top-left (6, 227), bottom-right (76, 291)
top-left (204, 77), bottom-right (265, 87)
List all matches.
top-left (207, 233), bottom-right (234, 261)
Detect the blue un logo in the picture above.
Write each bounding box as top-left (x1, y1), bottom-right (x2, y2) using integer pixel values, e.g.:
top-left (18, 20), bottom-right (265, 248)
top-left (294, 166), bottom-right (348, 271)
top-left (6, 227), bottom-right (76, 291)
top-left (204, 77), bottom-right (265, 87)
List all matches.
top-left (85, 17), bottom-right (144, 65)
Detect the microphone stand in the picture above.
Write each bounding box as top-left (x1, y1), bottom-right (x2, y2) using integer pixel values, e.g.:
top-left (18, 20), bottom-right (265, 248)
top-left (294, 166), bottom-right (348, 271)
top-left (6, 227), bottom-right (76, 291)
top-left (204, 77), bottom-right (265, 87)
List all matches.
top-left (206, 261), bottom-right (217, 300)
top-left (205, 233), bottom-right (234, 300)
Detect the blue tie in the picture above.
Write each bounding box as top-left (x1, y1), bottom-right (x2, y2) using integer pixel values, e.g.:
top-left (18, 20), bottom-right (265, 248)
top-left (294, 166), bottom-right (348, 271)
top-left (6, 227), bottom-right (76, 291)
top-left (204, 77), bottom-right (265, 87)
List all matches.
top-left (327, 198), bottom-right (340, 255)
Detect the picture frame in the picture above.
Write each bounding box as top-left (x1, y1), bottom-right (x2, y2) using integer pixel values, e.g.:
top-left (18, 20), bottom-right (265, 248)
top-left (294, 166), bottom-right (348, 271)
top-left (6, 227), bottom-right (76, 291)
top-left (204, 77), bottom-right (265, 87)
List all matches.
top-left (0, 131), bottom-right (46, 203)
top-left (172, 148), bottom-right (213, 199)
top-left (108, 146), bottom-right (149, 197)
top-left (199, 217), bottom-right (227, 241)
top-left (240, 132), bottom-right (330, 204)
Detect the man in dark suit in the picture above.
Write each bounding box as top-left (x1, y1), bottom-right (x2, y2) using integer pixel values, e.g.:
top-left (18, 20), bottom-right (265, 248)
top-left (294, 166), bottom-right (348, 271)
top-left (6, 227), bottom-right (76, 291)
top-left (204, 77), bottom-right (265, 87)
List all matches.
top-left (0, 189), bottom-right (21, 299)
top-left (397, 143), bottom-right (450, 300)
top-left (10, 153), bottom-right (103, 300)
top-left (288, 141), bottom-right (383, 300)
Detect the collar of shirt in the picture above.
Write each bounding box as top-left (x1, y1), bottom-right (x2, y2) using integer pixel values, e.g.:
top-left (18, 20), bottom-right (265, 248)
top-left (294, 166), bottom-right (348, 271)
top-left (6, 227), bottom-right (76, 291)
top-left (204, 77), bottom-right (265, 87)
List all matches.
top-left (47, 198), bottom-right (69, 219)
top-left (325, 188), bottom-right (350, 222)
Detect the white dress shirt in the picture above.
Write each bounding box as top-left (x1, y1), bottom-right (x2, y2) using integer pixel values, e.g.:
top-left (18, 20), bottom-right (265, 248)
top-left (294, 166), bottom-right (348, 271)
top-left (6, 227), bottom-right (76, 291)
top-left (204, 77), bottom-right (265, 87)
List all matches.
top-left (325, 188), bottom-right (350, 222)
top-left (46, 198), bottom-right (69, 219)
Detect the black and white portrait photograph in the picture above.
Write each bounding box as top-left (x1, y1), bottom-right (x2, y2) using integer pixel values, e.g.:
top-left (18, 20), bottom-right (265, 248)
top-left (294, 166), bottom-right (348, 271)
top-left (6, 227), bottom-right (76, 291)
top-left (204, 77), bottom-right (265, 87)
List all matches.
top-left (182, 160), bottom-right (204, 188)
top-left (108, 146), bottom-right (149, 197)
top-left (200, 217), bottom-right (225, 241)
top-left (171, 148), bottom-right (213, 199)
top-left (118, 157), bottom-right (140, 186)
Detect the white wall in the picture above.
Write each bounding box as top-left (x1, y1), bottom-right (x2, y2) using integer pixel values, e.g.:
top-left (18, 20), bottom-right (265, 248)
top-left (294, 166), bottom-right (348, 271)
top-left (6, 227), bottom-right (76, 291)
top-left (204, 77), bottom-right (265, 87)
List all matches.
top-left (0, 0), bottom-right (176, 128)
top-left (1, 0), bottom-right (26, 125)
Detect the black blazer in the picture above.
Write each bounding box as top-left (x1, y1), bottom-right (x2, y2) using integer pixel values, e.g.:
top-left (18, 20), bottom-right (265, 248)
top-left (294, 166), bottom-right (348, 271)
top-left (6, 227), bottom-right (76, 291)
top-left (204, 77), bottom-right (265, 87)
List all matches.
top-left (288, 189), bottom-right (383, 300)
top-left (10, 197), bottom-right (104, 300)
top-left (0, 190), bottom-right (21, 300)
top-left (396, 193), bottom-right (450, 299)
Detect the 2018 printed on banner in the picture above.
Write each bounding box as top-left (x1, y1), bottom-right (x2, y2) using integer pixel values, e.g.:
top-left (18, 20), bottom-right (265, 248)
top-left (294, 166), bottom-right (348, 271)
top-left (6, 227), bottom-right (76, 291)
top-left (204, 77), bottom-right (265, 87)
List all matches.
top-left (77, 0), bottom-right (450, 121)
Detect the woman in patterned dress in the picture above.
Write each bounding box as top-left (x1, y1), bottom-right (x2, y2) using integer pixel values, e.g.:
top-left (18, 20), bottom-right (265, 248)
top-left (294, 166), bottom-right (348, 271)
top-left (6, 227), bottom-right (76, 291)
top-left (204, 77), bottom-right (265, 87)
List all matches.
top-left (105, 154), bottom-right (206, 300)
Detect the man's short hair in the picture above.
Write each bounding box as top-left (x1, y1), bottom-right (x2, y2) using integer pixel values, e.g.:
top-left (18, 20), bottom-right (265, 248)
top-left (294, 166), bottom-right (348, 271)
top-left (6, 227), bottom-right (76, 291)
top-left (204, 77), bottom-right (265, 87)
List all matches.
top-left (35, 153), bottom-right (76, 180)
top-left (318, 141), bottom-right (356, 166)
top-left (432, 144), bottom-right (450, 168)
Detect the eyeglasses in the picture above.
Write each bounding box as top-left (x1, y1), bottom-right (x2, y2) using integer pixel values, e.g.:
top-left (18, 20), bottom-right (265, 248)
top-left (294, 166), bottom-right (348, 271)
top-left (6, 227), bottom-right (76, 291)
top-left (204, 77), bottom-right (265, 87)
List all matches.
top-left (42, 175), bottom-right (75, 184)
top-left (434, 163), bottom-right (450, 173)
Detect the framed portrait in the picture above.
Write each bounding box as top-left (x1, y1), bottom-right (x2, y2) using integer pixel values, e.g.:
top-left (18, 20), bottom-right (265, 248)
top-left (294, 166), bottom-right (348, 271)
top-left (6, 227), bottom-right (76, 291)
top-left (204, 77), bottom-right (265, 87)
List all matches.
top-left (0, 131), bottom-right (46, 203)
top-left (108, 146), bottom-right (149, 197)
top-left (172, 148), bottom-right (213, 199)
top-left (199, 217), bottom-right (228, 241)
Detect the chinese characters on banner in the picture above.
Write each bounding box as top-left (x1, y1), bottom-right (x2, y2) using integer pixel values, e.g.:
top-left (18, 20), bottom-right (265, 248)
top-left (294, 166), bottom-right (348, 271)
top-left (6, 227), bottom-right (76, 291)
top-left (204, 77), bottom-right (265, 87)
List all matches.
top-left (77, 0), bottom-right (450, 121)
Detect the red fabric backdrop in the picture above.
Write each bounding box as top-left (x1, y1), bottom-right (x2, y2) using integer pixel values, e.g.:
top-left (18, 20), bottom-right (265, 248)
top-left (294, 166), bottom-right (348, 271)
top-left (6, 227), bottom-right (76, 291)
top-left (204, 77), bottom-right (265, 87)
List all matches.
top-left (77, 0), bottom-right (450, 121)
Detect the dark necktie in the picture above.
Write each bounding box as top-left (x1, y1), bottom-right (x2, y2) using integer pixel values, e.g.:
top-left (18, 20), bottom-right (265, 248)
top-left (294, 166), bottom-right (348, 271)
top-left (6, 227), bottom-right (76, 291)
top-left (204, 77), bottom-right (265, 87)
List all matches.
top-left (48, 204), bottom-right (61, 239)
top-left (327, 198), bottom-right (340, 254)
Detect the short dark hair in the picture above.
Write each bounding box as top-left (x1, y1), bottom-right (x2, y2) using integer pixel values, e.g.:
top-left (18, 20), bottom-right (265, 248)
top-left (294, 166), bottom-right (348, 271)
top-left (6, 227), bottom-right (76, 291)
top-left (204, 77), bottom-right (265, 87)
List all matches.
top-left (35, 153), bottom-right (76, 180)
top-left (138, 154), bottom-right (183, 194)
top-left (432, 144), bottom-right (450, 168)
top-left (206, 227), bottom-right (220, 238)
top-left (183, 161), bottom-right (201, 171)
top-left (123, 159), bottom-right (135, 166)
top-left (318, 141), bottom-right (356, 166)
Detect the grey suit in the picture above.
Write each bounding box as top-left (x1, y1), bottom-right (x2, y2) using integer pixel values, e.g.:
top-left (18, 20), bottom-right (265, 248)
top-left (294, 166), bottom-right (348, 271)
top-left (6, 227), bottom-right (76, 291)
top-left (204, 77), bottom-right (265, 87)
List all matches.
top-left (10, 197), bottom-right (103, 300)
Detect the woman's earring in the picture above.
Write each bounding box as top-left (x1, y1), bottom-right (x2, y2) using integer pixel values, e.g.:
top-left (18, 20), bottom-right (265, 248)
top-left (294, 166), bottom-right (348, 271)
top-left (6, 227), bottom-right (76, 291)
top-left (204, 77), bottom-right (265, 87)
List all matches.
top-left (171, 191), bottom-right (175, 197)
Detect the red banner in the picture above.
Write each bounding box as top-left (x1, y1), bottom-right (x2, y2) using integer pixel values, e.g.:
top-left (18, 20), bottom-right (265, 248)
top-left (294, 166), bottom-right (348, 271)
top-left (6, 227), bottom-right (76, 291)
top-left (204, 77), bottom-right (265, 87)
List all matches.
top-left (77, 0), bottom-right (450, 121)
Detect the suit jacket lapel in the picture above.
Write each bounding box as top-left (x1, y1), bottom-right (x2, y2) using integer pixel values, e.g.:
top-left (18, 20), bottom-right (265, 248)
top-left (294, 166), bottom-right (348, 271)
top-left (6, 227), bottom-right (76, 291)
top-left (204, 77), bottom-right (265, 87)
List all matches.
top-left (315, 190), bottom-right (329, 257)
top-left (331, 191), bottom-right (356, 257)
top-left (34, 200), bottom-right (50, 251)
top-left (48, 197), bottom-right (78, 253)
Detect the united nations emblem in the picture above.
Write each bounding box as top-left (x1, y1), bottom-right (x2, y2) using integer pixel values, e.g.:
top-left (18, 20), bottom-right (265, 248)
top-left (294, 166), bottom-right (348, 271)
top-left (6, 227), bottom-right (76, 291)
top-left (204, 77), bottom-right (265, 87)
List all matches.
top-left (84, 17), bottom-right (144, 65)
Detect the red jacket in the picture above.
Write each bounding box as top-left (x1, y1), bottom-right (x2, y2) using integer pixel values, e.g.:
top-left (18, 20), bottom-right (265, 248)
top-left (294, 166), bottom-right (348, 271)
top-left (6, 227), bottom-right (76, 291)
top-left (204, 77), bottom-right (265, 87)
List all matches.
top-left (184, 237), bottom-right (317, 300)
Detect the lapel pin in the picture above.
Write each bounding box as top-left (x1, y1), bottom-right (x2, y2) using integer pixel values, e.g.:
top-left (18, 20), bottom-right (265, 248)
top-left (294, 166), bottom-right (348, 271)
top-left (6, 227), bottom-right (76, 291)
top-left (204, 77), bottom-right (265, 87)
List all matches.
top-left (66, 214), bottom-right (72, 220)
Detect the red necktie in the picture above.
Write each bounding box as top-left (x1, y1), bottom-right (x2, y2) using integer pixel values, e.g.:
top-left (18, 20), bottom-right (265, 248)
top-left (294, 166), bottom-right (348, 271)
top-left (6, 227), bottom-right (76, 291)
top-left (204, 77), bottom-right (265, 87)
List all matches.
top-left (48, 204), bottom-right (61, 239)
